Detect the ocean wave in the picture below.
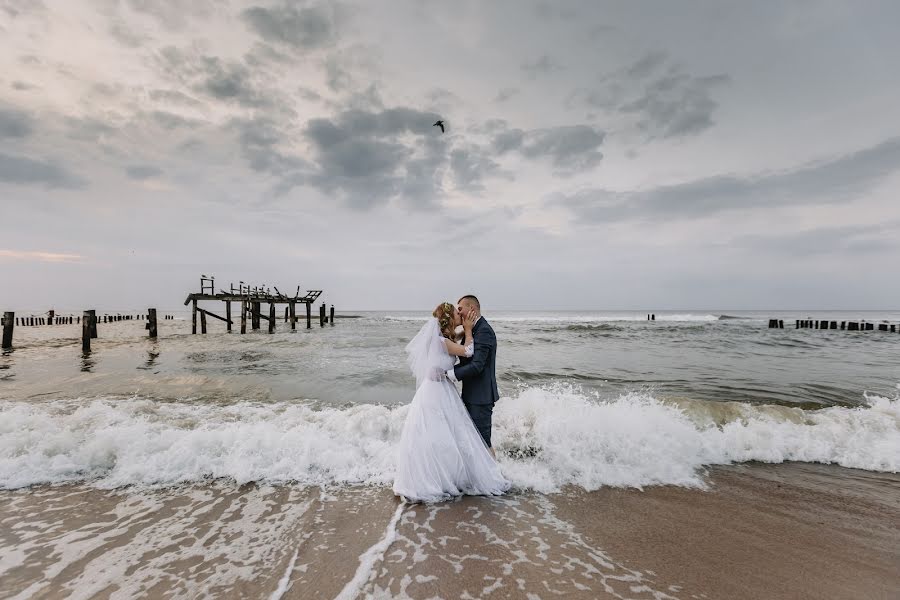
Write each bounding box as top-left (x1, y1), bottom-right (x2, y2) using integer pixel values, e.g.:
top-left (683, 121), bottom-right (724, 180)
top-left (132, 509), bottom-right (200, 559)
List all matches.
top-left (1, 387), bottom-right (897, 491)
top-left (383, 314), bottom-right (721, 323)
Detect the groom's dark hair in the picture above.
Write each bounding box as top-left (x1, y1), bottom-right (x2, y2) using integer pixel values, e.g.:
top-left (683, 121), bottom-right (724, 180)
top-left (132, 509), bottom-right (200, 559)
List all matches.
top-left (458, 295), bottom-right (480, 309)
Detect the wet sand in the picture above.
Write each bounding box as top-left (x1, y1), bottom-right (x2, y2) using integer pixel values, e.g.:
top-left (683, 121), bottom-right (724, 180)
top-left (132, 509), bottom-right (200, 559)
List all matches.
top-left (1, 464), bottom-right (898, 599)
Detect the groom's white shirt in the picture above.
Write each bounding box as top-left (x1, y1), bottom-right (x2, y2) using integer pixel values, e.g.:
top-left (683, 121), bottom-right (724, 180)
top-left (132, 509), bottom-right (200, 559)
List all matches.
top-left (446, 315), bottom-right (480, 383)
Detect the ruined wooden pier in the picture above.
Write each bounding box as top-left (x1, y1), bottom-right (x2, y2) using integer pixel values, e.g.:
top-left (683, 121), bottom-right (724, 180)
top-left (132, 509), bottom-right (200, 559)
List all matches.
top-left (183, 276), bottom-right (334, 334)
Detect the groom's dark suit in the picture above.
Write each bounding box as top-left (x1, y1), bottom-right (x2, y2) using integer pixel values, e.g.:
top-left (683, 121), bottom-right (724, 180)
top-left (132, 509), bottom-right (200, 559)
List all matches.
top-left (453, 317), bottom-right (499, 447)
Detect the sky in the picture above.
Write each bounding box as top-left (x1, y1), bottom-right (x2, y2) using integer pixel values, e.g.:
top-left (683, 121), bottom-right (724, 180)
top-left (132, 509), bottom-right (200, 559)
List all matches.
top-left (2, 0), bottom-right (900, 312)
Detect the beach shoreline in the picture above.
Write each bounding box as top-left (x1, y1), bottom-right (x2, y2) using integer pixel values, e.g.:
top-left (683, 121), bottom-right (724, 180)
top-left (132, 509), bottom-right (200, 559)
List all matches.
top-left (1, 463), bottom-right (898, 599)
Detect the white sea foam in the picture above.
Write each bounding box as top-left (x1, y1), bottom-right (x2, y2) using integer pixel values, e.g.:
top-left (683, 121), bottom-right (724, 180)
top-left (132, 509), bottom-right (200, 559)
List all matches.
top-left (1, 387), bottom-right (898, 491)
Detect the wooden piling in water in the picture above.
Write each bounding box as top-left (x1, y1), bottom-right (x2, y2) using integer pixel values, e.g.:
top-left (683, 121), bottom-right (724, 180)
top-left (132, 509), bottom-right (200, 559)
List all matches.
top-left (252, 302), bottom-right (260, 330)
top-left (306, 302), bottom-right (312, 329)
top-left (200, 309), bottom-right (207, 334)
top-left (241, 299), bottom-right (247, 334)
top-left (319, 303), bottom-right (325, 327)
top-left (2, 312), bottom-right (13, 349)
top-left (147, 308), bottom-right (158, 338)
top-left (82, 310), bottom-right (92, 353)
top-left (268, 302), bottom-right (275, 334)
top-left (192, 299), bottom-right (198, 334)
top-left (289, 301), bottom-right (296, 331)
top-left (226, 301), bottom-right (232, 333)
top-left (90, 311), bottom-right (98, 338)
top-left (330, 305), bottom-right (335, 326)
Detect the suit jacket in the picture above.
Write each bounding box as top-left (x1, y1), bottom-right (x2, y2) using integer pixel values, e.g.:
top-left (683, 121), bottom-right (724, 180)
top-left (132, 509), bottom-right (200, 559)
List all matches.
top-left (453, 317), bottom-right (499, 405)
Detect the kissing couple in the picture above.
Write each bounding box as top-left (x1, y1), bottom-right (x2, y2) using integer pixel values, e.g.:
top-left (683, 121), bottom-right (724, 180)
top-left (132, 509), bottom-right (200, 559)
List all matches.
top-left (393, 295), bottom-right (510, 503)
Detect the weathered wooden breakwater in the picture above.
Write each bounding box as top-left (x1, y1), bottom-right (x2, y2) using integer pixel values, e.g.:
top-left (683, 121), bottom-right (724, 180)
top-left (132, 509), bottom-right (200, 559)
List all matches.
top-left (2, 277), bottom-right (334, 351)
top-left (768, 319), bottom-right (898, 332)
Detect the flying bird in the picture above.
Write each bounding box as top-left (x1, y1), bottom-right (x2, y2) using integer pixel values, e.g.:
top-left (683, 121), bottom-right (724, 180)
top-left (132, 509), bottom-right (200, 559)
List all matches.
top-left (433, 120), bottom-right (445, 133)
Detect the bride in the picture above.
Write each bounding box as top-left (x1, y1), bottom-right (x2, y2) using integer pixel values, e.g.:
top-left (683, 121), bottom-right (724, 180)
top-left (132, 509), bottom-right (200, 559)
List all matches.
top-left (393, 302), bottom-right (510, 503)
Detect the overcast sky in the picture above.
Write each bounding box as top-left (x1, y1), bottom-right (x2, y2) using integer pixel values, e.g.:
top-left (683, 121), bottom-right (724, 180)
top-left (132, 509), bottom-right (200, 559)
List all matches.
top-left (2, 0), bottom-right (900, 312)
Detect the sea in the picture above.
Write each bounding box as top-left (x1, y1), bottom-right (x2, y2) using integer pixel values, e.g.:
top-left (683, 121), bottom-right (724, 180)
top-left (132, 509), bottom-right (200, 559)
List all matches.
top-left (1, 309), bottom-right (898, 598)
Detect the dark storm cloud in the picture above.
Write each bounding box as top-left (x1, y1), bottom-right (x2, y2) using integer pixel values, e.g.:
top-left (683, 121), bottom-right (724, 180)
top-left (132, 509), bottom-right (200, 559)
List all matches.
top-left (554, 136), bottom-right (900, 223)
top-left (0, 152), bottom-right (86, 188)
top-left (0, 106), bottom-right (32, 138)
top-left (241, 2), bottom-right (338, 50)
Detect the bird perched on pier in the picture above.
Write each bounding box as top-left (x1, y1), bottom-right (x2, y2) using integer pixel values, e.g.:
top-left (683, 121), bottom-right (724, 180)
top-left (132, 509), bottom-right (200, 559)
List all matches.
top-left (433, 120), bottom-right (445, 133)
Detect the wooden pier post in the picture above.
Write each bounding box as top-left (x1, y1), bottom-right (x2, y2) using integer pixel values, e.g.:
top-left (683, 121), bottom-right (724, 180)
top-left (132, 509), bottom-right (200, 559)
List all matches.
top-left (319, 303), bottom-right (325, 327)
top-left (252, 302), bottom-right (260, 330)
top-left (48, 310), bottom-right (54, 326)
top-left (82, 311), bottom-right (92, 353)
top-left (830, 321), bottom-right (837, 329)
top-left (241, 299), bottom-right (247, 334)
top-left (90, 311), bottom-right (98, 338)
top-left (284, 307), bottom-right (289, 323)
top-left (268, 302), bottom-right (276, 334)
top-left (289, 301), bottom-right (296, 331)
top-left (200, 309), bottom-right (207, 334)
top-left (330, 305), bottom-right (335, 326)
top-left (192, 299), bottom-right (198, 334)
top-left (306, 302), bottom-right (312, 329)
top-left (768, 319), bottom-right (777, 328)
top-left (226, 301), bottom-right (232, 333)
top-left (147, 308), bottom-right (158, 338)
top-left (2, 312), bottom-right (13, 349)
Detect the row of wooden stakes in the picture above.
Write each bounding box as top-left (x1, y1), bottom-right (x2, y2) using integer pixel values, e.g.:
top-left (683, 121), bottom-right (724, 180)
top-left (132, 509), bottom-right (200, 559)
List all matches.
top-left (8, 314), bottom-right (175, 326)
top-left (768, 319), bottom-right (898, 332)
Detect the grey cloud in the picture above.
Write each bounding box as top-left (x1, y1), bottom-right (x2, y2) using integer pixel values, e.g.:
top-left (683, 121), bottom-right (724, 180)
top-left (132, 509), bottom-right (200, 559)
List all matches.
top-left (730, 223), bottom-right (900, 257)
top-left (0, 152), bottom-right (86, 188)
top-left (126, 165), bottom-right (163, 180)
top-left (231, 117), bottom-right (307, 175)
top-left (535, 2), bottom-right (578, 20)
top-left (621, 73), bottom-right (730, 138)
top-left (241, 2), bottom-right (338, 50)
top-left (450, 147), bottom-right (501, 192)
top-left (0, 107), bottom-right (32, 138)
top-left (11, 81), bottom-right (37, 91)
top-left (572, 53), bottom-right (729, 140)
top-left (520, 125), bottom-right (604, 172)
top-left (148, 89), bottom-right (204, 107)
top-left (303, 107), bottom-right (453, 209)
top-left (125, 0), bottom-right (215, 29)
top-left (522, 54), bottom-right (563, 79)
top-left (491, 124), bottom-right (605, 174)
top-left (65, 117), bottom-right (116, 142)
top-left (626, 51), bottom-right (667, 79)
top-left (554, 136), bottom-right (900, 223)
top-left (494, 87), bottom-right (519, 103)
top-left (298, 86), bottom-right (323, 102)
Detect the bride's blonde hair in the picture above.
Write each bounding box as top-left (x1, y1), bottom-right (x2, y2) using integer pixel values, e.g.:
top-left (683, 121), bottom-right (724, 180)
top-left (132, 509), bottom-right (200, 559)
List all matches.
top-left (432, 301), bottom-right (456, 340)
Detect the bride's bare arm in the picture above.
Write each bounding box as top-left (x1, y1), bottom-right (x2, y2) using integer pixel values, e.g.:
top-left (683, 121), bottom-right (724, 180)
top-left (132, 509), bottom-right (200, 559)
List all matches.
top-left (443, 311), bottom-right (476, 357)
top-left (444, 336), bottom-right (473, 357)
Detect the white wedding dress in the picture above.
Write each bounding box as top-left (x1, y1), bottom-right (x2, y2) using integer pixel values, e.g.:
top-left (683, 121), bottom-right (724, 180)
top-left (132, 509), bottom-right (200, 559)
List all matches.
top-left (393, 318), bottom-right (510, 503)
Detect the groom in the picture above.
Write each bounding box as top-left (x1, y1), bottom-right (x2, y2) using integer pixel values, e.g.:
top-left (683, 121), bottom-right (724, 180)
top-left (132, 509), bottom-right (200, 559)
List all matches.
top-left (446, 295), bottom-right (499, 455)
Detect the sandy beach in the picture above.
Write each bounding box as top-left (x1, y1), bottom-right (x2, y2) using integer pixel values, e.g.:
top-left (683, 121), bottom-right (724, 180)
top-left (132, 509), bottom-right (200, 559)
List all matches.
top-left (2, 463), bottom-right (897, 600)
